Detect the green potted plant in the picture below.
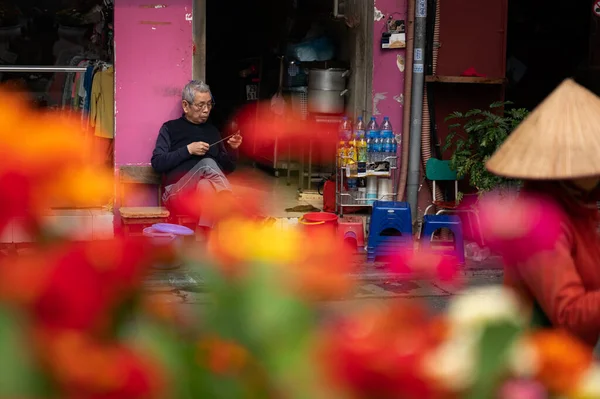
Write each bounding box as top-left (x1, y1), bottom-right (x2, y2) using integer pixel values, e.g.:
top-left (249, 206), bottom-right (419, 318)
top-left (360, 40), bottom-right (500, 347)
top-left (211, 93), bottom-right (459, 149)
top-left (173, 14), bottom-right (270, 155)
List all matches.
top-left (443, 101), bottom-right (529, 199)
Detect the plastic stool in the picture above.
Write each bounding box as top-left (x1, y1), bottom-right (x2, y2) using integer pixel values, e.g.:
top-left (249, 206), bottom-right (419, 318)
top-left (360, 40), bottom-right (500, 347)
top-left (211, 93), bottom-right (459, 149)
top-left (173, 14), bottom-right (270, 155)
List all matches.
top-left (420, 214), bottom-right (465, 264)
top-left (367, 201), bottom-right (414, 261)
top-left (338, 216), bottom-right (365, 249)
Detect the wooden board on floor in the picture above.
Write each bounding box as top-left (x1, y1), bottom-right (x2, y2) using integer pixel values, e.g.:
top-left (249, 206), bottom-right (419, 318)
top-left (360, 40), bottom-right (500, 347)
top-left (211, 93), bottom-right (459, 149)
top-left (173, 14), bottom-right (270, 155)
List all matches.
top-left (298, 191), bottom-right (323, 201)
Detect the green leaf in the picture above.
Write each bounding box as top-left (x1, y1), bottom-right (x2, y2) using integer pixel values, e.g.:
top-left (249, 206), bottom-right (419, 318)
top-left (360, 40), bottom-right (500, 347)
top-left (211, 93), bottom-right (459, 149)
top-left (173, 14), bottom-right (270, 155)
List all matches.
top-left (464, 108), bottom-right (482, 117)
top-left (468, 321), bottom-right (522, 399)
top-left (443, 101), bottom-right (529, 193)
top-left (444, 111), bottom-right (463, 121)
top-left (0, 306), bottom-right (48, 397)
top-left (129, 316), bottom-right (199, 399)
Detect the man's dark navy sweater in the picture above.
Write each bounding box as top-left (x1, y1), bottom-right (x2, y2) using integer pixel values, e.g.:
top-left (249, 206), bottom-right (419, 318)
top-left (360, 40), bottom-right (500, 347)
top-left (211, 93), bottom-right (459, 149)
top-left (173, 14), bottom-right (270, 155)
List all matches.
top-left (151, 116), bottom-right (238, 186)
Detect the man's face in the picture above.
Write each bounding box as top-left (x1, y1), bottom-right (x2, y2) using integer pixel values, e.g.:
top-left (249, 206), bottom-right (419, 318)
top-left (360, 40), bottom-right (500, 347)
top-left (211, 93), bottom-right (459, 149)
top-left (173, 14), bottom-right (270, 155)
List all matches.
top-left (183, 91), bottom-right (213, 124)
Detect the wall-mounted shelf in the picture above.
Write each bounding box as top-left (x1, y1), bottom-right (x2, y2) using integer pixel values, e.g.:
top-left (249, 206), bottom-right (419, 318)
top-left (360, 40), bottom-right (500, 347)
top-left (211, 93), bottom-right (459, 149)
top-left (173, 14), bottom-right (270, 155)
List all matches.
top-left (425, 75), bottom-right (506, 85)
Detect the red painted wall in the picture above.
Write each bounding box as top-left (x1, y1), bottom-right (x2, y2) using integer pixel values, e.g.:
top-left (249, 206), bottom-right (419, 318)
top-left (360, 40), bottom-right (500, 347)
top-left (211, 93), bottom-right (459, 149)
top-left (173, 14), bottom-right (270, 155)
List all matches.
top-left (436, 0), bottom-right (508, 78)
top-left (421, 0), bottom-right (508, 205)
top-left (433, 0), bottom-right (508, 162)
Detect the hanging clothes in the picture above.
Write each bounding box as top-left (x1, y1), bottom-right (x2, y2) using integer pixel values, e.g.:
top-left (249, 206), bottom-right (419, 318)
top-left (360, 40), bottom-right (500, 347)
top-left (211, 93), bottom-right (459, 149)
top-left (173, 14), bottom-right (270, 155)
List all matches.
top-left (90, 65), bottom-right (114, 139)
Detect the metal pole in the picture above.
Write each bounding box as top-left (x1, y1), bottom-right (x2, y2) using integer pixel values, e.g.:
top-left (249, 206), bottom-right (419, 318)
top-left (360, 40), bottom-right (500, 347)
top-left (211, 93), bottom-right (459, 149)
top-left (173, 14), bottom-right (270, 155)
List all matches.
top-left (192, 0), bottom-right (206, 80)
top-left (406, 0), bottom-right (427, 221)
top-left (0, 66), bottom-right (88, 72)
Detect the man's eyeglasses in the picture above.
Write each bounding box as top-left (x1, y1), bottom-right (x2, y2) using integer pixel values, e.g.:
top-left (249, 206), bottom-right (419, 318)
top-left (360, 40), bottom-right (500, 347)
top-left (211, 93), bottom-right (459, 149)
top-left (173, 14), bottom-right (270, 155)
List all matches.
top-left (189, 101), bottom-right (214, 110)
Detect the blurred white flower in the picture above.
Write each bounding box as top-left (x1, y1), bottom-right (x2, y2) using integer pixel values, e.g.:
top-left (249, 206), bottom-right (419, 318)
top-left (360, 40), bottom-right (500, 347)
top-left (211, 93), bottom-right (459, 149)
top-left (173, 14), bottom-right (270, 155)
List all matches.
top-left (448, 285), bottom-right (524, 334)
top-left (507, 338), bottom-right (540, 378)
top-left (422, 334), bottom-right (477, 392)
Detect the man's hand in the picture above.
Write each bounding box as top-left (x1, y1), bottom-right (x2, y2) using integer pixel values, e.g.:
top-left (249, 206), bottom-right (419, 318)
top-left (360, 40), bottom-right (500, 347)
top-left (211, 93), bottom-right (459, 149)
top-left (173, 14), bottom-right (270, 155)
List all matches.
top-left (227, 133), bottom-right (243, 150)
top-left (187, 141), bottom-right (209, 156)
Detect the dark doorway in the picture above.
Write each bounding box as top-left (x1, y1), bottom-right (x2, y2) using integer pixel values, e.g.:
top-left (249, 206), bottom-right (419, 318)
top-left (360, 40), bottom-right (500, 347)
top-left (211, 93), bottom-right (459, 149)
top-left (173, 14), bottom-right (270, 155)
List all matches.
top-left (505, 0), bottom-right (594, 108)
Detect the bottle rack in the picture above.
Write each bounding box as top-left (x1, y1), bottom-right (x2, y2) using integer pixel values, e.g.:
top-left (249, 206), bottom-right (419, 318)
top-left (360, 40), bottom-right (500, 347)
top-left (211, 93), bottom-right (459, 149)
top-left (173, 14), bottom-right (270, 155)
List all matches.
top-left (335, 155), bottom-right (398, 216)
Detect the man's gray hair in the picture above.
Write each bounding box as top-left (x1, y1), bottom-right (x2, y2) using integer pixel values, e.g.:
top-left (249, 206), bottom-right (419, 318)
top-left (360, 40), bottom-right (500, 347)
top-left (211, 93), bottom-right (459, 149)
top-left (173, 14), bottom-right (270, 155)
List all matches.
top-left (182, 80), bottom-right (211, 103)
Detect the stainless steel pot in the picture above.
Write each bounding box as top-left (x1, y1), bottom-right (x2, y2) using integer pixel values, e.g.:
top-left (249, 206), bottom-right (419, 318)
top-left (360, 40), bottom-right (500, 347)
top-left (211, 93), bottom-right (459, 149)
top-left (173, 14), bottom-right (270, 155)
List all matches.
top-left (308, 68), bottom-right (351, 91)
top-left (308, 88), bottom-right (349, 114)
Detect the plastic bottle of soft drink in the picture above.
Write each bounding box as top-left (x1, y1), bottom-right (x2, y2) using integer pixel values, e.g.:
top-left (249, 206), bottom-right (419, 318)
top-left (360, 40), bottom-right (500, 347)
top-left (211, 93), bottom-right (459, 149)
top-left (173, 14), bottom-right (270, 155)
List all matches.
top-left (381, 116), bottom-right (393, 139)
top-left (338, 116), bottom-right (356, 166)
top-left (355, 116), bottom-right (367, 163)
top-left (366, 116), bottom-right (379, 163)
top-left (373, 136), bottom-right (383, 163)
top-left (337, 116), bottom-right (351, 167)
top-left (355, 117), bottom-right (367, 176)
top-left (381, 137), bottom-right (391, 162)
top-left (337, 139), bottom-right (347, 168)
top-left (355, 116), bottom-right (366, 138)
top-left (367, 116), bottom-right (379, 162)
top-left (340, 116), bottom-right (352, 141)
top-left (380, 117), bottom-right (394, 162)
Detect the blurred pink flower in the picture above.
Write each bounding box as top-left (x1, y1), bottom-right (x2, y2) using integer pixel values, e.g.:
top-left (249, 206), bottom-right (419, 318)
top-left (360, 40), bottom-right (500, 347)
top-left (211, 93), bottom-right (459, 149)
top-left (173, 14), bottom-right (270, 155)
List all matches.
top-left (387, 248), bottom-right (461, 286)
top-left (498, 379), bottom-right (548, 399)
top-left (472, 193), bottom-right (564, 264)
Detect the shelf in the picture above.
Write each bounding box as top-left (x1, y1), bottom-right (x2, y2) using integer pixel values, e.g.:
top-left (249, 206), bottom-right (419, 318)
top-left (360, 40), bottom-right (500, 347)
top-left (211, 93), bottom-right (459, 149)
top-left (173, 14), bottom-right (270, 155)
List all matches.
top-left (425, 75), bottom-right (506, 85)
top-left (346, 171), bottom-right (393, 178)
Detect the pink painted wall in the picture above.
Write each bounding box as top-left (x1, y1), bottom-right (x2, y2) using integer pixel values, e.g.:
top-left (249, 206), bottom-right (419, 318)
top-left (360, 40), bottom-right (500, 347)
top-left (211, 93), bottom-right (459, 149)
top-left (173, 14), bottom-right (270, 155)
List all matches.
top-left (114, 0), bottom-right (193, 166)
top-left (372, 0), bottom-right (407, 134)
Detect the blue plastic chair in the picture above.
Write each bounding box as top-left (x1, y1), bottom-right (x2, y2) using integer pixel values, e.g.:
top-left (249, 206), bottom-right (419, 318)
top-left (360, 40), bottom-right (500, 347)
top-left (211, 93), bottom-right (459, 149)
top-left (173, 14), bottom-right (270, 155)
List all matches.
top-left (420, 214), bottom-right (465, 264)
top-left (367, 201), bottom-right (413, 261)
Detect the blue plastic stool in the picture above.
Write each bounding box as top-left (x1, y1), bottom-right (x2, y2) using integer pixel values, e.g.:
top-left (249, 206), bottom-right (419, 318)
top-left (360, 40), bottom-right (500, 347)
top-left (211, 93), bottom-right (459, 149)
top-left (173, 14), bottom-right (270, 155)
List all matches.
top-left (367, 201), bottom-right (413, 261)
top-left (420, 214), bottom-right (465, 264)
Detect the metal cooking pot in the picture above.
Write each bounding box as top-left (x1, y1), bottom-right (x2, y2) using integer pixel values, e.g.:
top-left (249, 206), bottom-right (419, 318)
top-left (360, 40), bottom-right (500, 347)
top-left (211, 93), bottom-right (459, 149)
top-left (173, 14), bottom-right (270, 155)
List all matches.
top-left (308, 88), bottom-right (349, 114)
top-left (308, 68), bottom-right (351, 91)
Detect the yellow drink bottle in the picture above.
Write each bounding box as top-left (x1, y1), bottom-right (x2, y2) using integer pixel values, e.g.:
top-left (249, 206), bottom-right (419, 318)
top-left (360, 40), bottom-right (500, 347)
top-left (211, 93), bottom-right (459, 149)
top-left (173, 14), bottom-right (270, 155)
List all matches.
top-left (338, 140), bottom-right (347, 166)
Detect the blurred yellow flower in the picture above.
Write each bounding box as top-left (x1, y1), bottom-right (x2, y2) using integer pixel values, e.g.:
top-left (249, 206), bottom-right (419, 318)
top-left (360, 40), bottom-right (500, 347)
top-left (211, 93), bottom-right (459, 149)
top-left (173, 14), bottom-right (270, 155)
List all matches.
top-left (569, 365), bottom-right (600, 399)
top-left (208, 218), bottom-right (354, 300)
top-left (208, 218), bottom-right (302, 267)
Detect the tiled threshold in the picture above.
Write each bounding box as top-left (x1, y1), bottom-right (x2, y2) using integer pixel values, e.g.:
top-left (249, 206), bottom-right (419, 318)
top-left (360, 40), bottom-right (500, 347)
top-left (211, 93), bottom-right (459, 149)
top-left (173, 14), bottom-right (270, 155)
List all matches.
top-left (0, 209), bottom-right (366, 244)
top-left (0, 209), bottom-right (115, 243)
top-left (0, 213), bottom-right (306, 244)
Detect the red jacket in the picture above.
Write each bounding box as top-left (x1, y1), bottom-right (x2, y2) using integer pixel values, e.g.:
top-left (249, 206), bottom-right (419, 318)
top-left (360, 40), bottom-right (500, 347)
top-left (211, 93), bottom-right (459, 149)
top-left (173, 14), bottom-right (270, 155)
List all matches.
top-left (505, 182), bottom-right (600, 346)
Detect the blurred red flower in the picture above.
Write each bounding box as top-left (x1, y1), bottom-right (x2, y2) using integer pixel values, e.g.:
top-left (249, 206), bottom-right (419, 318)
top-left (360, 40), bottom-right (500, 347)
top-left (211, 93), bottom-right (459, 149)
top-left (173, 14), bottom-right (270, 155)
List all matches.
top-left (166, 171), bottom-right (268, 225)
top-left (318, 302), bottom-right (448, 399)
top-left (234, 101), bottom-right (338, 162)
top-left (0, 238), bottom-right (155, 333)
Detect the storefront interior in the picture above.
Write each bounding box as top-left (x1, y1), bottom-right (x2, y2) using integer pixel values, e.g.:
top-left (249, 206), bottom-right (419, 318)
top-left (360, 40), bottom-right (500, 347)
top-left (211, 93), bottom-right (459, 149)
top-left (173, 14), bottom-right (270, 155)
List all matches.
top-left (0, 0), bottom-right (114, 172)
top-left (206, 0), bottom-right (358, 182)
top-left (505, 0), bottom-right (597, 109)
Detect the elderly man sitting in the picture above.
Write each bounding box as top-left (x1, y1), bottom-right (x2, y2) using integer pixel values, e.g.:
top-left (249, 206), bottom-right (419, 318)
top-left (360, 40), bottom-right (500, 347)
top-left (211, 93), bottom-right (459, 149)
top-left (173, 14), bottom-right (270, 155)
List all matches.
top-left (151, 80), bottom-right (243, 234)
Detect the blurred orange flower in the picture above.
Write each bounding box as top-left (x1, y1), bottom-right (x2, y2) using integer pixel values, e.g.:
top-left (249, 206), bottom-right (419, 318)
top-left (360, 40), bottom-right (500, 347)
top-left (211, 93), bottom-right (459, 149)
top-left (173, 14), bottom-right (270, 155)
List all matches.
top-left (0, 89), bottom-right (113, 233)
top-left (197, 336), bottom-right (250, 376)
top-left (36, 328), bottom-right (164, 398)
top-left (528, 329), bottom-right (594, 394)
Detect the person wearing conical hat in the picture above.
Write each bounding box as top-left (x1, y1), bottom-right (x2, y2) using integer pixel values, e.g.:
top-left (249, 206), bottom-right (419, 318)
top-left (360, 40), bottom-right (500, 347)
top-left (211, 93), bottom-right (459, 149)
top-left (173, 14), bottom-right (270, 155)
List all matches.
top-left (486, 79), bottom-right (600, 347)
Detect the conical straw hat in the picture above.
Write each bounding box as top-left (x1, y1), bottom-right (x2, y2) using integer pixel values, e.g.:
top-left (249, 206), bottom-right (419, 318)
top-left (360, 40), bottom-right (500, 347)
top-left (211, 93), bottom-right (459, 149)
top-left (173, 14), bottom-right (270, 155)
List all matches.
top-left (486, 79), bottom-right (600, 180)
